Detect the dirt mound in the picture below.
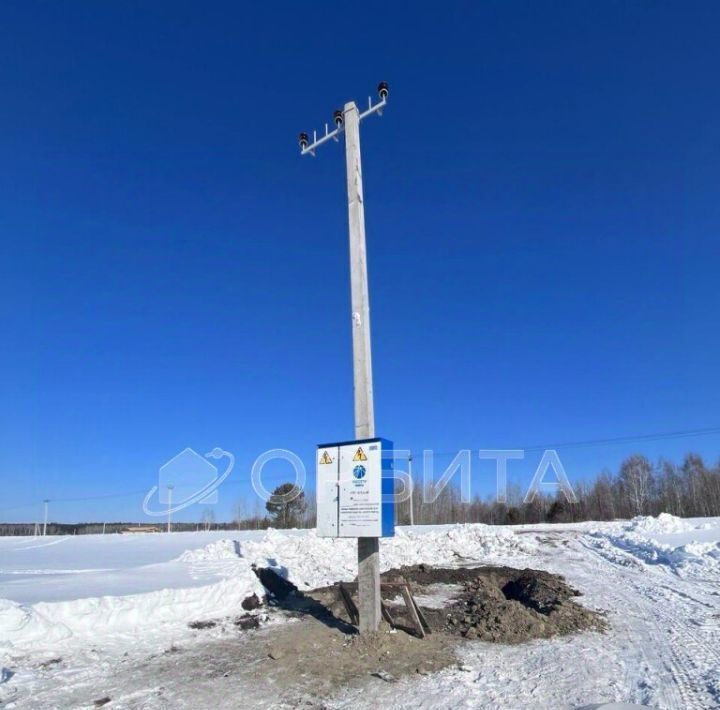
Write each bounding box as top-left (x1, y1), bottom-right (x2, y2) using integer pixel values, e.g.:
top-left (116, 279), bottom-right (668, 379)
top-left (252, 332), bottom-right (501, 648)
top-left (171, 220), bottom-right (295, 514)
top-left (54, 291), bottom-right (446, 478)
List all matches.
top-left (380, 565), bottom-right (605, 643)
top-left (502, 571), bottom-right (579, 613)
top-left (196, 564), bottom-right (604, 657)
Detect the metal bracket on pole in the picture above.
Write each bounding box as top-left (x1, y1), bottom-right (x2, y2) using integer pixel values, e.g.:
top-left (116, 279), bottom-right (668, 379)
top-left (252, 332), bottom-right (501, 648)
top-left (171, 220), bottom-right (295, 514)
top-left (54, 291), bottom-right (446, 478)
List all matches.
top-left (298, 84), bottom-right (388, 157)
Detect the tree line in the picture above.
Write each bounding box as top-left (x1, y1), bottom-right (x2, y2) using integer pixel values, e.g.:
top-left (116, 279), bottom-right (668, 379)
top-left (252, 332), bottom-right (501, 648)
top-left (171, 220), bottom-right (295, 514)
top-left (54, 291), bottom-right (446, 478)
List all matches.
top-left (395, 451), bottom-right (720, 526)
top-left (0, 520), bottom-right (250, 536)
top-left (1, 452), bottom-right (717, 534)
top-left (247, 451), bottom-right (720, 529)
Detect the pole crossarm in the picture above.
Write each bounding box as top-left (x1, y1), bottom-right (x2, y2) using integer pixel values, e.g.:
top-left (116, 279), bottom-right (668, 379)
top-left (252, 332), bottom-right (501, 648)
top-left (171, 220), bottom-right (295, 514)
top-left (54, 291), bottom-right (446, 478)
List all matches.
top-left (299, 89), bottom-right (388, 157)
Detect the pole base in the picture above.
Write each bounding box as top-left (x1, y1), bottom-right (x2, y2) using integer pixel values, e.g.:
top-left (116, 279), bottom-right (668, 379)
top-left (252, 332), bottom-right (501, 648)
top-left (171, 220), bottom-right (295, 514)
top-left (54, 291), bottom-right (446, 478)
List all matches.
top-left (357, 537), bottom-right (381, 633)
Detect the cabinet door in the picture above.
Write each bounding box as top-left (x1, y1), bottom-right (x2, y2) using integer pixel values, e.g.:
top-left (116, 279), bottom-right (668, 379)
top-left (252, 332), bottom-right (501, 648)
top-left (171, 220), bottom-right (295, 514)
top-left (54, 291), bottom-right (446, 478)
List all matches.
top-left (338, 443), bottom-right (382, 537)
top-left (316, 447), bottom-right (339, 537)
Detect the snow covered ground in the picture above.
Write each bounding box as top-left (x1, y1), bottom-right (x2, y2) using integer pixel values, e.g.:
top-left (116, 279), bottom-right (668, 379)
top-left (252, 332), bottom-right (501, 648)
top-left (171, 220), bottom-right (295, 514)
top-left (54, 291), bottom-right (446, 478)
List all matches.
top-left (0, 515), bottom-right (718, 708)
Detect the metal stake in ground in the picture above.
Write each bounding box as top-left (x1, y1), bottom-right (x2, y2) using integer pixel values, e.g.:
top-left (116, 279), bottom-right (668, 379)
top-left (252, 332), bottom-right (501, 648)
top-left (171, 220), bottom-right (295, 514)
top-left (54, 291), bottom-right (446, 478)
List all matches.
top-left (299, 83), bottom-right (389, 633)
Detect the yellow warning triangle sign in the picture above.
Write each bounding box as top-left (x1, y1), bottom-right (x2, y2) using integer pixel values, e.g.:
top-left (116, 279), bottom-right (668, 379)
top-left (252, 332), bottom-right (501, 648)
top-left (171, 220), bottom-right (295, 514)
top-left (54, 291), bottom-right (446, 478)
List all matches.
top-left (319, 450), bottom-right (333, 465)
top-left (353, 446), bottom-right (368, 462)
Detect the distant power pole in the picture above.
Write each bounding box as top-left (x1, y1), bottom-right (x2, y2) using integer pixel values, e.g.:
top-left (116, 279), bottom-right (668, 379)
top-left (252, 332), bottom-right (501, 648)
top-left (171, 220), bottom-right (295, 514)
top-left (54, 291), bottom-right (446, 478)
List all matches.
top-left (166, 485), bottom-right (174, 533)
top-left (42, 499), bottom-right (49, 536)
top-left (299, 82), bottom-right (389, 633)
top-left (408, 454), bottom-right (414, 527)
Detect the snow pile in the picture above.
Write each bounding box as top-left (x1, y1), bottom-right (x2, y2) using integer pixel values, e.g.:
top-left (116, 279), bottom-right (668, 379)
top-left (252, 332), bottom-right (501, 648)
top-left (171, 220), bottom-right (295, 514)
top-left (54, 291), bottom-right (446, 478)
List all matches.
top-left (0, 552), bottom-right (264, 654)
top-left (386, 524), bottom-right (536, 570)
top-left (177, 538), bottom-right (241, 562)
top-left (623, 513), bottom-right (704, 535)
top-left (237, 524), bottom-right (537, 590)
top-left (0, 599), bottom-right (73, 648)
top-left (598, 534), bottom-right (720, 572)
top-left (589, 514), bottom-right (720, 574)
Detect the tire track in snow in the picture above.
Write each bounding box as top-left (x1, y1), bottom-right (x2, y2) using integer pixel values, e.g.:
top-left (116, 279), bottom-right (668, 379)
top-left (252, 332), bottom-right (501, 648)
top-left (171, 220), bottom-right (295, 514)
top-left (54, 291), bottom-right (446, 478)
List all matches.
top-left (576, 535), bottom-right (718, 709)
top-left (639, 575), bottom-right (720, 708)
top-left (529, 530), bottom-right (684, 707)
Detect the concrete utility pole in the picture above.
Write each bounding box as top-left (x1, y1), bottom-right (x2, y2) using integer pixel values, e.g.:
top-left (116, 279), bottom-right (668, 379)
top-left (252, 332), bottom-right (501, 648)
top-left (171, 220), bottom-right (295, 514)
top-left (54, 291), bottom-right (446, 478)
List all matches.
top-left (345, 101), bottom-right (380, 634)
top-left (42, 499), bottom-right (49, 536)
top-left (344, 102), bottom-right (375, 440)
top-left (299, 82), bottom-right (389, 633)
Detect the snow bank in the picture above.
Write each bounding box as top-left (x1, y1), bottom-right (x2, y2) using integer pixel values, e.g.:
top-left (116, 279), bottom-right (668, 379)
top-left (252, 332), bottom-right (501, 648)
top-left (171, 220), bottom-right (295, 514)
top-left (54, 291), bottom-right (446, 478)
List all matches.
top-left (0, 556), bottom-right (264, 654)
top-left (624, 512), bottom-right (707, 535)
top-left (597, 533), bottom-right (720, 572)
top-left (236, 523), bottom-right (537, 590)
top-left (177, 539), bottom-right (241, 562)
top-left (0, 523), bottom-right (535, 654)
top-left (589, 514), bottom-right (720, 574)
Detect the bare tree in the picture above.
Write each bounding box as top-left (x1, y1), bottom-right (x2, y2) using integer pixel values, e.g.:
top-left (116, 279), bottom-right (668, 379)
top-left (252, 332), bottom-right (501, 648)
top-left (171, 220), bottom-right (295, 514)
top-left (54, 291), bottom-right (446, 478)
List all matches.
top-left (201, 508), bottom-right (216, 531)
top-left (618, 455), bottom-right (654, 516)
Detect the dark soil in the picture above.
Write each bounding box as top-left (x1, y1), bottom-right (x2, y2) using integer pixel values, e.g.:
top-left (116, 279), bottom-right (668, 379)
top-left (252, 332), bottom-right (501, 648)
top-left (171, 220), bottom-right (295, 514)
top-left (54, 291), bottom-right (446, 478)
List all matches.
top-left (306, 564), bottom-right (605, 645)
top-left (394, 565), bottom-right (604, 643)
top-left (189, 564), bottom-right (605, 650)
top-left (241, 593), bottom-right (262, 611)
top-left (188, 620), bottom-right (218, 630)
top-left (234, 614), bottom-right (261, 630)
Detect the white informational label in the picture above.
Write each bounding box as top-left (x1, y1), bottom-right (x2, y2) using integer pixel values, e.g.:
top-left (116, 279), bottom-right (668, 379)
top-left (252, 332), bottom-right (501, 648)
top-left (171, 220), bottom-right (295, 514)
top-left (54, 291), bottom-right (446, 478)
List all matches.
top-left (316, 439), bottom-right (392, 538)
top-left (338, 443), bottom-right (382, 537)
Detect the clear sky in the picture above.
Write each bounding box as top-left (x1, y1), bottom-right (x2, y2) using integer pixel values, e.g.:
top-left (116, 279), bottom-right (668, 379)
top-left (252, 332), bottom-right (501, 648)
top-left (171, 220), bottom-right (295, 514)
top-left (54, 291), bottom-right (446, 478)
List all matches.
top-left (1, 2), bottom-right (719, 523)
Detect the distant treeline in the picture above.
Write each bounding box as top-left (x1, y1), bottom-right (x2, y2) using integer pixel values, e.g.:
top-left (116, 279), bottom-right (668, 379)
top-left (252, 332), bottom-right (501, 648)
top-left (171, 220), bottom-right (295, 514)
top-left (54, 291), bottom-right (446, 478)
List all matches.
top-left (2, 452), bottom-right (718, 535)
top-left (396, 452), bottom-right (720, 526)
top-left (0, 521), bottom-right (251, 536)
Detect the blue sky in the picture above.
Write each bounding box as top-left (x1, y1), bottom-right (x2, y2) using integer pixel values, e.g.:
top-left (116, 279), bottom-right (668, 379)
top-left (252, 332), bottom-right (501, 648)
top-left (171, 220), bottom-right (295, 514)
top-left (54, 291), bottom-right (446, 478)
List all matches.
top-left (1, 2), bottom-right (719, 523)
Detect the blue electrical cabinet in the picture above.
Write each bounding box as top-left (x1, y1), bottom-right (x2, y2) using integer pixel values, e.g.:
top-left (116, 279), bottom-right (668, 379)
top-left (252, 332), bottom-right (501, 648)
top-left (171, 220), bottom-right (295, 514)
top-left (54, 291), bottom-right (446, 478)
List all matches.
top-left (316, 437), bottom-right (395, 538)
